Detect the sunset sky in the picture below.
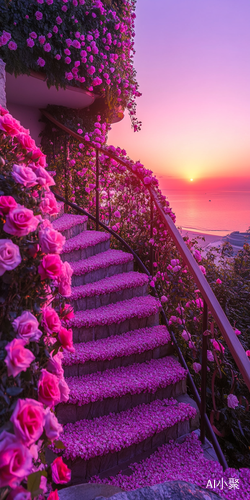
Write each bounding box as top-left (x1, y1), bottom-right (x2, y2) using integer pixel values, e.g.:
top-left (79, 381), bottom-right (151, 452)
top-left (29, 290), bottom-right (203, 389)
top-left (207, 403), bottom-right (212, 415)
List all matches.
top-left (108, 0), bottom-right (250, 191)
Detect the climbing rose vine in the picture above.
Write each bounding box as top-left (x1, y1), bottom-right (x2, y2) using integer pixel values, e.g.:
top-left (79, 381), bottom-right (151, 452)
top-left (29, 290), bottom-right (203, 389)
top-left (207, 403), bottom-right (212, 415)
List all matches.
top-left (0, 105), bottom-right (74, 499)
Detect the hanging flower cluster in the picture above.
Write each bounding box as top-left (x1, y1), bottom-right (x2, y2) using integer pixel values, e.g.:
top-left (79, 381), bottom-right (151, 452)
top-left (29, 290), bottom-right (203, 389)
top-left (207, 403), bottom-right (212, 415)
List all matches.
top-left (0, 0), bottom-right (141, 131)
top-left (0, 105), bottom-right (75, 499)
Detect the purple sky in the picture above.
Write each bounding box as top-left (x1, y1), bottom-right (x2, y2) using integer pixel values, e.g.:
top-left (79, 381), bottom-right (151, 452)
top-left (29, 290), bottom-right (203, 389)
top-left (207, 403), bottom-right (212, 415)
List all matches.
top-left (109, 0), bottom-right (250, 190)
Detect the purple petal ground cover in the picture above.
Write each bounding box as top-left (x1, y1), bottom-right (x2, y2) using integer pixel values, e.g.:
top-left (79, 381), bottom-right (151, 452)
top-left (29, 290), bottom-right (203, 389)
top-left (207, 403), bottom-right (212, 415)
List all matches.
top-left (90, 433), bottom-right (250, 500)
top-left (63, 325), bottom-right (171, 366)
top-left (62, 230), bottom-right (110, 254)
top-left (52, 214), bottom-right (88, 232)
top-left (55, 398), bottom-right (196, 461)
top-left (70, 249), bottom-right (134, 276)
top-left (66, 356), bottom-right (186, 405)
top-left (71, 271), bottom-right (148, 300)
top-left (69, 295), bottom-right (161, 329)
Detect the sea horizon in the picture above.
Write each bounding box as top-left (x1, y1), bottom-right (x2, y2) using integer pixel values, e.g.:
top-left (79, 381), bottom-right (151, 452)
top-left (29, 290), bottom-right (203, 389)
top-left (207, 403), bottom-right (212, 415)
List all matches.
top-left (162, 189), bottom-right (250, 237)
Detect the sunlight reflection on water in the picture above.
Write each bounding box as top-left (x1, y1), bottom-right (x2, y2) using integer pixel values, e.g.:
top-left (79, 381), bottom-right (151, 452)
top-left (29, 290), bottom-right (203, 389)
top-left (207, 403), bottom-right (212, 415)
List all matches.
top-left (163, 190), bottom-right (250, 236)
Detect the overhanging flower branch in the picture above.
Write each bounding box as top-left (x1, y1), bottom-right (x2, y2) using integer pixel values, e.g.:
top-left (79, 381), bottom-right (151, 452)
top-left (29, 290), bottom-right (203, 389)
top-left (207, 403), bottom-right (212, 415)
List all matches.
top-left (0, 0), bottom-right (141, 131)
top-left (0, 105), bottom-right (76, 499)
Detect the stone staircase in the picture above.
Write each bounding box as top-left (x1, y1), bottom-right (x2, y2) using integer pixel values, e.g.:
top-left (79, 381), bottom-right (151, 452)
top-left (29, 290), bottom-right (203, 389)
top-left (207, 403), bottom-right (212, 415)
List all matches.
top-left (51, 213), bottom-right (200, 484)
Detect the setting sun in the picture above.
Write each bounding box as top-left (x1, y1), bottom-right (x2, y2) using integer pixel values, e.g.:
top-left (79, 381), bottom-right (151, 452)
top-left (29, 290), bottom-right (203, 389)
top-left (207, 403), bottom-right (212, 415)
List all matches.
top-left (190, 178), bottom-right (194, 182)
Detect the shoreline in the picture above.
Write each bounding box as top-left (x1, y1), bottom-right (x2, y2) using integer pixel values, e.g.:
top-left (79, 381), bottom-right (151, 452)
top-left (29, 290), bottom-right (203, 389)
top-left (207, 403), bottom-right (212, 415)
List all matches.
top-left (179, 229), bottom-right (223, 249)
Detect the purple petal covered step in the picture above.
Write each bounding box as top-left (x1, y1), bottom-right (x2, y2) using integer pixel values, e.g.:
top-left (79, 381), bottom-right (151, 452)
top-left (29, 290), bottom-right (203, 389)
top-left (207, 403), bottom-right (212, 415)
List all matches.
top-left (63, 325), bottom-right (171, 367)
top-left (70, 249), bottom-right (134, 276)
top-left (71, 271), bottom-right (148, 300)
top-left (52, 214), bottom-right (88, 232)
top-left (69, 295), bottom-right (161, 329)
top-left (66, 356), bottom-right (187, 406)
top-left (55, 398), bottom-right (196, 461)
top-left (62, 230), bottom-right (110, 254)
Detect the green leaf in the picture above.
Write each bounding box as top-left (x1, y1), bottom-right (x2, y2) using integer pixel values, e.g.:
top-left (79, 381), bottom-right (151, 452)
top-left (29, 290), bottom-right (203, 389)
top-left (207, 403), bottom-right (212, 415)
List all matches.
top-left (54, 439), bottom-right (66, 449)
top-left (6, 387), bottom-right (23, 396)
top-left (27, 471), bottom-right (47, 499)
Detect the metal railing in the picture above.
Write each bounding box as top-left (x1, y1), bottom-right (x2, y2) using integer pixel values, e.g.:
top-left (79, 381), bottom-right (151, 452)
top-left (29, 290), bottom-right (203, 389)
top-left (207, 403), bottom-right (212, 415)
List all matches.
top-left (42, 109), bottom-right (250, 470)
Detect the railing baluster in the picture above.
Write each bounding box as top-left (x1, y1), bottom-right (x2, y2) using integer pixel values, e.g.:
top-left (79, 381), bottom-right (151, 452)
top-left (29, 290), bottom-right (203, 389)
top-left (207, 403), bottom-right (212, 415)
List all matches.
top-left (64, 136), bottom-right (69, 213)
top-left (200, 300), bottom-right (208, 444)
top-left (150, 194), bottom-right (154, 276)
top-left (96, 148), bottom-right (99, 231)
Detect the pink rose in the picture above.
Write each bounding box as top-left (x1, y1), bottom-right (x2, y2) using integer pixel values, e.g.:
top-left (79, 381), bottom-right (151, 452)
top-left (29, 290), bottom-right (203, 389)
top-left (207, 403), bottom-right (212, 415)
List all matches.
top-left (0, 196), bottom-right (17, 216)
top-left (51, 457), bottom-right (71, 484)
top-left (246, 350), bottom-right (250, 358)
top-left (58, 327), bottom-right (74, 353)
top-left (234, 328), bottom-right (241, 335)
top-left (44, 410), bottom-right (63, 441)
top-left (10, 398), bottom-right (45, 446)
top-left (161, 295), bottom-right (168, 303)
top-left (227, 394), bottom-right (239, 409)
top-left (47, 351), bottom-right (64, 379)
top-left (211, 339), bottom-right (225, 354)
top-left (4, 205), bottom-right (39, 237)
top-left (12, 311), bottom-right (42, 343)
top-left (58, 378), bottom-right (70, 403)
top-left (39, 226), bottom-right (65, 254)
top-left (0, 239), bottom-right (21, 276)
top-left (48, 491), bottom-right (59, 500)
top-left (182, 330), bottom-right (191, 341)
top-left (40, 192), bottom-right (59, 215)
top-left (207, 350), bottom-right (214, 362)
top-left (0, 105), bottom-right (9, 116)
top-left (15, 133), bottom-right (36, 151)
top-left (193, 249), bottom-right (202, 262)
top-left (42, 307), bottom-right (61, 333)
top-left (58, 261), bottom-right (73, 297)
top-left (60, 303), bottom-right (74, 321)
top-left (0, 113), bottom-right (21, 136)
top-left (35, 166), bottom-right (55, 188)
top-left (40, 476), bottom-right (47, 494)
top-left (4, 339), bottom-right (35, 377)
top-left (38, 369), bottom-right (61, 407)
top-left (0, 432), bottom-right (33, 488)
top-left (193, 362), bottom-right (201, 373)
top-left (38, 254), bottom-right (63, 280)
top-left (216, 278), bottom-right (222, 284)
top-left (6, 486), bottom-right (31, 500)
top-left (199, 265), bottom-right (206, 275)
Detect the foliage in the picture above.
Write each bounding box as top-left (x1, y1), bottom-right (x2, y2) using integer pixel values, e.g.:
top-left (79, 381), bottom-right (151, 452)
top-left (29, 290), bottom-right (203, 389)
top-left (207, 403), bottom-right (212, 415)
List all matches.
top-left (0, 0), bottom-right (141, 131)
top-left (0, 106), bottom-right (73, 499)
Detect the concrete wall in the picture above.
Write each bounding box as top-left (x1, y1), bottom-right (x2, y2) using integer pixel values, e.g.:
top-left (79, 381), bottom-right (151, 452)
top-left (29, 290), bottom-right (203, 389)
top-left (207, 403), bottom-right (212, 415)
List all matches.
top-left (0, 59), bottom-right (7, 109)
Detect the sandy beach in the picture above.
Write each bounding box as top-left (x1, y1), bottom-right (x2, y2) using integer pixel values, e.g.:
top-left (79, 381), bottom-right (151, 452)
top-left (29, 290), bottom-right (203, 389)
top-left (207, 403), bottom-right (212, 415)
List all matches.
top-left (179, 229), bottom-right (222, 249)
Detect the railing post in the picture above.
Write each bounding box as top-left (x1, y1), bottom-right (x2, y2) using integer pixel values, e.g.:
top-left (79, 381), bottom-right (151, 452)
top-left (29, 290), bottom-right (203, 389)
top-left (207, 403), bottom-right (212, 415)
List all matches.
top-left (150, 194), bottom-right (154, 276)
top-left (64, 136), bottom-right (69, 213)
top-left (200, 300), bottom-right (208, 444)
top-left (96, 148), bottom-right (99, 231)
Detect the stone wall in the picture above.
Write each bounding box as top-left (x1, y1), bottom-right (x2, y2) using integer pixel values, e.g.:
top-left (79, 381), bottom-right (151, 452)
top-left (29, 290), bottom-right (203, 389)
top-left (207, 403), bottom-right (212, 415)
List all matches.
top-left (0, 59), bottom-right (7, 109)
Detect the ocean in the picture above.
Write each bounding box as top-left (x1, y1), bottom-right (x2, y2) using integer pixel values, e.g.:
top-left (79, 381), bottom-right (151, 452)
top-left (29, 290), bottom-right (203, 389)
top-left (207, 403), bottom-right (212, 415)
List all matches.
top-left (163, 190), bottom-right (250, 236)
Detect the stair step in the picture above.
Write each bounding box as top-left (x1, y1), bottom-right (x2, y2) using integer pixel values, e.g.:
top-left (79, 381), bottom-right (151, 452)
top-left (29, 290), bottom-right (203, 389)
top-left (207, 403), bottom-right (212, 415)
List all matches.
top-left (53, 398), bottom-right (197, 482)
top-left (63, 325), bottom-right (173, 377)
top-left (71, 249), bottom-right (134, 287)
top-left (69, 295), bottom-right (161, 342)
top-left (61, 231), bottom-right (111, 262)
top-left (71, 272), bottom-right (149, 311)
top-left (57, 356), bottom-right (187, 423)
top-left (52, 214), bottom-right (88, 239)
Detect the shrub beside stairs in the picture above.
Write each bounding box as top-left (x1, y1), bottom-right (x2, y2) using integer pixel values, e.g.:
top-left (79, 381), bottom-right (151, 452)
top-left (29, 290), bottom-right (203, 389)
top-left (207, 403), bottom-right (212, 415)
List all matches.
top-left (50, 212), bottom-right (200, 484)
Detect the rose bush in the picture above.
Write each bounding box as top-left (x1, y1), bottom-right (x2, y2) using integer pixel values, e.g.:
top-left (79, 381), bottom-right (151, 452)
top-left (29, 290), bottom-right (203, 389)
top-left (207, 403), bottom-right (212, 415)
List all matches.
top-left (0, 0), bottom-right (141, 131)
top-left (0, 106), bottom-right (73, 498)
